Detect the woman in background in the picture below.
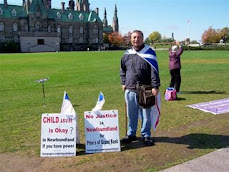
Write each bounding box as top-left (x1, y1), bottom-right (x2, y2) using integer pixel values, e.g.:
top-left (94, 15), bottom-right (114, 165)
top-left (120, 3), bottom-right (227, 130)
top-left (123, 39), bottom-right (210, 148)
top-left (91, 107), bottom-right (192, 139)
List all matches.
top-left (169, 41), bottom-right (183, 94)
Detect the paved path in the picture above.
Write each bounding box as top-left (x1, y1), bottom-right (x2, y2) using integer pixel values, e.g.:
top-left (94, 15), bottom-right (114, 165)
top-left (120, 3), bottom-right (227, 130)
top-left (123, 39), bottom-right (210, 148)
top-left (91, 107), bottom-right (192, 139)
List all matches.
top-left (160, 147), bottom-right (229, 172)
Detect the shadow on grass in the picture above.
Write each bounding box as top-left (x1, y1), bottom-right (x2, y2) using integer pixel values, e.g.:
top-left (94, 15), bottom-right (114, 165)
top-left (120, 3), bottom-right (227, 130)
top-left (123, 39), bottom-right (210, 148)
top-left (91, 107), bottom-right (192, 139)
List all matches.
top-left (121, 137), bottom-right (153, 151)
top-left (176, 97), bottom-right (186, 101)
top-left (76, 133), bottom-right (229, 154)
top-left (182, 90), bottom-right (228, 95)
top-left (155, 133), bottom-right (229, 149)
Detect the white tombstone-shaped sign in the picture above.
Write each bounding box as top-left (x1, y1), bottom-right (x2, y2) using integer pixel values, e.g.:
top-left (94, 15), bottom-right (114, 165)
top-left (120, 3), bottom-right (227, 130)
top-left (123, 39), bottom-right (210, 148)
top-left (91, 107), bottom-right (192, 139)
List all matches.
top-left (84, 110), bottom-right (120, 153)
top-left (40, 113), bottom-right (76, 157)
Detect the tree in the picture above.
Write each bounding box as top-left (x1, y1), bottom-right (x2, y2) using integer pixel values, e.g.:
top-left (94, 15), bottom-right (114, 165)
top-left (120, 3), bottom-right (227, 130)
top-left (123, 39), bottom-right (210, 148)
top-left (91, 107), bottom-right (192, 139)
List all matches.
top-left (219, 27), bottom-right (229, 43)
top-left (148, 31), bottom-right (161, 43)
top-left (201, 27), bottom-right (221, 43)
top-left (122, 32), bottom-right (131, 47)
top-left (103, 33), bottom-right (110, 44)
top-left (144, 37), bottom-right (151, 45)
top-left (108, 32), bottom-right (124, 47)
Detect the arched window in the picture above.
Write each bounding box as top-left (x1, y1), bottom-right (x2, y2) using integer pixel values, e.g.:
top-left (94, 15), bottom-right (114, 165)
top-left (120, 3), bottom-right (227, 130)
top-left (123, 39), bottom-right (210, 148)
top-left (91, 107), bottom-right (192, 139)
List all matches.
top-left (25, 24), bottom-right (28, 32)
top-left (69, 26), bottom-right (73, 34)
top-left (0, 22), bottom-right (4, 31)
top-left (0, 8), bottom-right (3, 15)
top-left (93, 38), bottom-right (98, 44)
top-left (13, 23), bottom-right (18, 32)
top-left (68, 13), bottom-right (73, 20)
top-left (93, 25), bottom-right (98, 34)
top-left (35, 22), bottom-right (42, 31)
top-left (80, 26), bottom-right (83, 33)
top-left (79, 13), bottom-right (84, 21)
top-left (48, 25), bottom-right (51, 32)
top-left (11, 9), bottom-right (17, 17)
top-left (0, 35), bottom-right (5, 43)
top-left (79, 37), bottom-right (83, 43)
top-left (57, 25), bottom-right (61, 33)
top-left (69, 37), bottom-right (73, 43)
top-left (56, 12), bottom-right (61, 20)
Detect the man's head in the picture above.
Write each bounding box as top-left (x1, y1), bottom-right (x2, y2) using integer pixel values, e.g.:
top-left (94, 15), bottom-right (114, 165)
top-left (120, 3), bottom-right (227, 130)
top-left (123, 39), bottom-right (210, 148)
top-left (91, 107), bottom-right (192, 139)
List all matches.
top-left (131, 30), bottom-right (144, 50)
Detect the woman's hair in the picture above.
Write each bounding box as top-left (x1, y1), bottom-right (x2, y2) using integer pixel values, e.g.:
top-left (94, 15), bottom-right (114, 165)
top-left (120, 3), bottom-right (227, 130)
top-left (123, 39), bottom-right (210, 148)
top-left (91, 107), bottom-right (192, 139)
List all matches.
top-left (172, 41), bottom-right (176, 46)
top-left (171, 45), bottom-right (178, 52)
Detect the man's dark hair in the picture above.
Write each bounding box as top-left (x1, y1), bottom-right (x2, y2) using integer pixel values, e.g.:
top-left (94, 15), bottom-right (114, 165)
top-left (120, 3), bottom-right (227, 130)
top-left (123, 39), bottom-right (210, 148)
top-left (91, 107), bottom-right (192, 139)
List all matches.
top-left (132, 30), bottom-right (144, 38)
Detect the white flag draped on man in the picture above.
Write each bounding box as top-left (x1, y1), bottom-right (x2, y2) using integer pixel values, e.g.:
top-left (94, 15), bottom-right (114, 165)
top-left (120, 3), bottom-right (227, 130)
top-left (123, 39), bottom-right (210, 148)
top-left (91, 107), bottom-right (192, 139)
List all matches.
top-left (127, 45), bottom-right (161, 130)
top-left (151, 93), bottom-right (161, 131)
top-left (61, 91), bottom-right (80, 144)
top-left (92, 92), bottom-right (105, 112)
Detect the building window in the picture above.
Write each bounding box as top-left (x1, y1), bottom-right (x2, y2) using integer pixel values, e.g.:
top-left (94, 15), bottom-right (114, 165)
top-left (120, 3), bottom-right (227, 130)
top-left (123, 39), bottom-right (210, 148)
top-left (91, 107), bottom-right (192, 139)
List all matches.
top-left (56, 12), bottom-right (61, 20)
top-left (57, 25), bottom-right (61, 33)
top-left (0, 22), bottom-right (4, 31)
top-left (93, 25), bottom-right (98, 34)
top-left (80, 26), bottom-right (83, 33)
top-left (37, 39), bottom-right (44, 45)
top-left (79, 13), bottom-right (83, 21)
top-left (79, 37), bottom-right (83, 43)
top-left (68, 13), bottom-right (73, 20)
top-left (0, 8), bottom-right (3, 15)
top-left (13, 23), bottom-right (18, 32)
top-left (11, 9), bottom-right (17, 17)
top-left (14, 35), bottom-right (19, 43)
top-left (0, 35), bottom-right (5, 43)
top-left (35, 6), bottom-right (41, 17)
top-left (69, 26), bottom-right (73, 34)
top-left (35, 22), bottom-right (42, 31)
top-left (93, 38), bottom-right (98, 44)
top-left (48, 25), bottom-right (51, 32)
top-left (69, 37), bottom-right (73, 43)
top-left (25, 24), bottom-right (28, 32)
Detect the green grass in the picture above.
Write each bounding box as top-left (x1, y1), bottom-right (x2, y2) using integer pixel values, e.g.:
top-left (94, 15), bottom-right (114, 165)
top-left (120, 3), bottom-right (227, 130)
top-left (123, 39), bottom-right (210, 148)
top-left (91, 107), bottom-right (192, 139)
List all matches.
top-left (0, 50), bottom-right (229, 171)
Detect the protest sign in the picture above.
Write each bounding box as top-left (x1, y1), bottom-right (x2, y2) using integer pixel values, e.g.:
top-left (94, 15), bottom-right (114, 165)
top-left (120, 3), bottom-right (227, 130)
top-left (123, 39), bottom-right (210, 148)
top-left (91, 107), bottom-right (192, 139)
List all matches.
top-left (187, 98), bottom-right (229, 115)
top-left (40, 113), bottom-right (76, 157)
top-left (84, 110), bottom-right (120, 153)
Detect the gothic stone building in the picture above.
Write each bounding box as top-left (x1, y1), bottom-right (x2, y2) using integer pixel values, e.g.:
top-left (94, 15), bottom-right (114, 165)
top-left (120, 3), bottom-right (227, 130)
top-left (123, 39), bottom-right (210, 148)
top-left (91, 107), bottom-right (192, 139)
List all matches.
top-left (0, 0), bottom-right (119, 52)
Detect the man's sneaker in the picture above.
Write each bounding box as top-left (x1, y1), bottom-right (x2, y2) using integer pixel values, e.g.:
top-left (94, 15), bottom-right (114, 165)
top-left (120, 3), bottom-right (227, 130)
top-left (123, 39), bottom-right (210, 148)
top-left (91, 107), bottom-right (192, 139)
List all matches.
top-left (142, 137), bottom-right (154, 146)
top-left (121, 135), bottom-right (137, 144)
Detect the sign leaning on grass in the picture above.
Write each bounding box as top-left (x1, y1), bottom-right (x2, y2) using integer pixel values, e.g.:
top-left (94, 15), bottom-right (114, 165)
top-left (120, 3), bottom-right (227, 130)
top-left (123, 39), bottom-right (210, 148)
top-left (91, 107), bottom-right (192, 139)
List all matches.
top-left (186, 98), bottom-right (229, 115)
top-left (84, 110), bottom-right (120, 153)
top-left (40, 113), bottom-right (76, 157)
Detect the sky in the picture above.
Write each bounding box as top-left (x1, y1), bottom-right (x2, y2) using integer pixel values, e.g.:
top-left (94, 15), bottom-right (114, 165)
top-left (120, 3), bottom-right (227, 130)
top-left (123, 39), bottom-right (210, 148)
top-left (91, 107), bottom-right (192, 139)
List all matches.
top-left (2, 0), bottom-right (229, 42)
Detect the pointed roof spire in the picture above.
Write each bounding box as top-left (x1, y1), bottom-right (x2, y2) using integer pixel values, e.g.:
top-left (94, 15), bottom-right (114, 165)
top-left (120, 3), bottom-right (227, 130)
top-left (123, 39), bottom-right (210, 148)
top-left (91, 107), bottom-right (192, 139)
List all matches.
top-left (112, 4), bottom-right (119, 32)
top-left (103, 7), bottom-right (108, 27)
top-left (104, 8), bottom-right (107, 15)
top-left (115, 4), bottom-right (117, 13)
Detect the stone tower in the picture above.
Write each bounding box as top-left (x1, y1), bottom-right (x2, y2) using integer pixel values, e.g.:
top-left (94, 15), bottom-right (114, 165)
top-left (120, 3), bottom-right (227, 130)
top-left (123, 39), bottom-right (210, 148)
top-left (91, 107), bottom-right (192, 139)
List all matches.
top-left (76, 0), bottom-right (90, 12)
top-left (112, 4), bottom-right (119, 32)
top-left (69, 0), bottom-right (75, 10)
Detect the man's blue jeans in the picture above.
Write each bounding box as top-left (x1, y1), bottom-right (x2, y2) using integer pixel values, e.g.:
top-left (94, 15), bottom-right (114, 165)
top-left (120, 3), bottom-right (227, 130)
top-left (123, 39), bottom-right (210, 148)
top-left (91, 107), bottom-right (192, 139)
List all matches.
top-left (125, 89), bottom-right (151, 138)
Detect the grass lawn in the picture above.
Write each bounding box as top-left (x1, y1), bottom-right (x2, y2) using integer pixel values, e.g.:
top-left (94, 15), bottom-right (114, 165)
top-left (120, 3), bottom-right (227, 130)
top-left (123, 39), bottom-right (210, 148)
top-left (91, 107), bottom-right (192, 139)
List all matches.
top-left (0, 50), bottom-right (229, 171)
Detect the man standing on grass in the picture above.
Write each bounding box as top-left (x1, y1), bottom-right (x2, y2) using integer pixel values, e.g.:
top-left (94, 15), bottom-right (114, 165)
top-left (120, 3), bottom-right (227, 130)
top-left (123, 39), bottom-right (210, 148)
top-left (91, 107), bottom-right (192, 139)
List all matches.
top-left (120, 30), bottom-right (160, 146)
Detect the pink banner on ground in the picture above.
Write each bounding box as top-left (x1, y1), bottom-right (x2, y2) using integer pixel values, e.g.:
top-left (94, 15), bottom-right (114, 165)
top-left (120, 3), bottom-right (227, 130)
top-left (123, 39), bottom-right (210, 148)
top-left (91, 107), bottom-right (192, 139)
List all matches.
top-left (186, 98), bottom-right (229, 115)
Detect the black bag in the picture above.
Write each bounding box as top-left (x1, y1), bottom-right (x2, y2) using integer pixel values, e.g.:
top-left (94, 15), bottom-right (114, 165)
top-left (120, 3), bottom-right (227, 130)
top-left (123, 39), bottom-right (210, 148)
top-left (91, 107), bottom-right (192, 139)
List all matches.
top-left (137, 84), bottom-right (155, 109)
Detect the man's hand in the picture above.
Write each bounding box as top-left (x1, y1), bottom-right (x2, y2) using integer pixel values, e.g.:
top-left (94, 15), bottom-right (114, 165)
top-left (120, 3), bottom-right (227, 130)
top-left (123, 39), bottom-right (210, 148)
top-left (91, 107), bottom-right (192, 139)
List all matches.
top-left (152, 88), bottom-right (159, 96)
top-left (122, 85), bottom-right (126, 91)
